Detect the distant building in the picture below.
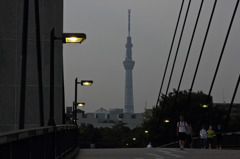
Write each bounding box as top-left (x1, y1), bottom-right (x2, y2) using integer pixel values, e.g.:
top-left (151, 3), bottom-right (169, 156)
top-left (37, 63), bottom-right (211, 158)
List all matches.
top-left (144, 109), bottom-right (153, 115)
top-left (77, 108), bottom-right (143, 129)
top-left (109, 108), bottom-right (123, 114)
top-left (95, 108), bottom-right (109, 123)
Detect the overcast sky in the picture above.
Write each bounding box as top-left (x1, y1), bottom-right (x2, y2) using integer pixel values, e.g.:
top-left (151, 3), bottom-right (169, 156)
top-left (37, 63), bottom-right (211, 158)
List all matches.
top-left (63, 0), bottom-right (240, 113)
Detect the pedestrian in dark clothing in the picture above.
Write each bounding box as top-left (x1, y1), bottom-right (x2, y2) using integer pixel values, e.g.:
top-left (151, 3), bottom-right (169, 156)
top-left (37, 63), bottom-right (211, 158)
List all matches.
top-left (215, 124), bottom-right (223, 150)
top-left (185, 123), bottom-right (193, 148)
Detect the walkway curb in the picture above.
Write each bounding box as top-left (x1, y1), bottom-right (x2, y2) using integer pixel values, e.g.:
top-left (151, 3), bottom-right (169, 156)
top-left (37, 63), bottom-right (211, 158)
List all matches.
top-left (63, 148), bottom-right (79, 159)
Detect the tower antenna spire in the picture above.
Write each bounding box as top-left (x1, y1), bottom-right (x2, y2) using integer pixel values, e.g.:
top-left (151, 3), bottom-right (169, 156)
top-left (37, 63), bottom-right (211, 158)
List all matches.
top-left (124, 9), bottom-right (134, 114)
top-left (128, 9), bottom-right (131, 36)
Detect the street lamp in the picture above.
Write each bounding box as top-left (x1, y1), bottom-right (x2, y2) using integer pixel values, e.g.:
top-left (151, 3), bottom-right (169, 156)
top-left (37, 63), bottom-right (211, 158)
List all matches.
top-left (74, 78), bottom-right (93, 125)
top-left (48, 28), bottom-right (87, 126)
top-left (81, 80), bottom-right (93, 86)
top-left (202, 104), bottom-right (209, 108)
top-left (132, 138), bottom-right (136, 141)
top-left (77, 103), bottom-right (85, 107)
top-left (164, 119), bottom-right (170, 123)
top-left (62, 33), bottom-right (86, 44)
top-left (144, 130), bottom-right (149, 134)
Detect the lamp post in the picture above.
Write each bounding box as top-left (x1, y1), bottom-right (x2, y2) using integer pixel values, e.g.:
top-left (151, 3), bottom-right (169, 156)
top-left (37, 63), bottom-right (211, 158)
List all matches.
top-left (74, 78), bottom-right (93, 125)
top-left (163, 119), bottom-right (171, 143)
top-left (200, 104), bottom-right (209, 126)
top-left (72, 102), bottom-right (85, 123)
top-left (47, 28), bottom-right (56, 126)
top-left (48, 28), bottom-right (87, 126)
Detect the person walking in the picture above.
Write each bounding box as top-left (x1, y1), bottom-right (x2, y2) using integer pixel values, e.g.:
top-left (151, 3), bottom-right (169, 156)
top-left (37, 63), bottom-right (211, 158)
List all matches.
top-left (185, 123), bottom-right (193, 148)
top-left (176, 115), bottom-right (188, 150)
top-left (215, 124), bottom-right (223, 150)
top-left (207, 126), bottom-right (214, 149)
top-left (200, 126), bottom-right (207, 149)
top-left (147, 142), bottom-right (152, 148)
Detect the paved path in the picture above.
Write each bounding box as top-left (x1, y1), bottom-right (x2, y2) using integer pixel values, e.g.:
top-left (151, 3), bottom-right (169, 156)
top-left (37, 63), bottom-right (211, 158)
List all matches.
top-left (77, 148), bottom-right (240, 159)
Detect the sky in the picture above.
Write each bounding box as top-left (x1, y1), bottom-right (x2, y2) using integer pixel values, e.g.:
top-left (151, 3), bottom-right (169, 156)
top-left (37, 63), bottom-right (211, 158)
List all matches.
top-left (63, 0), bottom-right (240, 113)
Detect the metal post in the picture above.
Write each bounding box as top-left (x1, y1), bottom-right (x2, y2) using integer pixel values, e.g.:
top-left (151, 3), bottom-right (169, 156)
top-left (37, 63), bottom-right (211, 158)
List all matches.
top-left (19, 0), bottom-right (29, 129)
top-left (48, 28), bottom-right (56, 126)
top-left (75, 78), bottom-right (78, 125)
top-left (72, 101), bottom-right (75, 124)
top-left (34, 0), bottom-right (44, 127)
top-left (62, 73), bottom-right (65, 124)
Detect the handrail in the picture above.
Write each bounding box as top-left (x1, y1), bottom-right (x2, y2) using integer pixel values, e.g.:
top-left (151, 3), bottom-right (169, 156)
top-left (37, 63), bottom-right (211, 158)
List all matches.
top-left (0, 124), bottom-right (76, 145)
top-left (0, 124), bottom-right (78, 159)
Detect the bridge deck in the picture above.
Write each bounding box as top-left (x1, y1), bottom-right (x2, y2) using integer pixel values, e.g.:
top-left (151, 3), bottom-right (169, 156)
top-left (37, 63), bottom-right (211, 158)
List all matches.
top-left (77, 148), bottom-right (240, 159)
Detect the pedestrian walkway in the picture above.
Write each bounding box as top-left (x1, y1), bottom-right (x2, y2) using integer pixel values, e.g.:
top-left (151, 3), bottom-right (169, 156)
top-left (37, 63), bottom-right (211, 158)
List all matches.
top-left (77, 148), bottom-right (240, 159)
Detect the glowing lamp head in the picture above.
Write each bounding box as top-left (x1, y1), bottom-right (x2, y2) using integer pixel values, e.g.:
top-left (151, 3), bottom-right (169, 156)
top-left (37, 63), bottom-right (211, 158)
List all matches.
top-left (77, 103), bottom-right (85, 107)
top-left (62, 33), bottom-right (86, 44)
top-left (202, 104), bottom-right (208, 108)
top-left (164, 119), bottom-right (170, 123)
top-left (81, 80), bottom-right (93, 86)
top-left (132, 138), bottom-right (136, 141)
top-left (145, 130), bottom-right (149, 134)
top-left (65, 37), bottom-right (82, 43)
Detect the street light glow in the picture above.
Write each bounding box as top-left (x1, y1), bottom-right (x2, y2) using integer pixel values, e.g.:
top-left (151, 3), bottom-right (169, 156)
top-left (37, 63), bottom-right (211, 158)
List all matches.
top-left (164, 119), bottom-right (170, 123)
top-left (202, 104), bottom-right (209, 108)
top-left (133, 138), bottom-right (136, 141)
top-left (62, 33), bottom-right (86, 44)
top-left (81, 80), bottom-right (93, 86)
top-left (77, 103), bottom-right (85, 107)
top-left (145, 130), bottom-right (149, 134)
top-left (65, 37), bottom-right (85, 43)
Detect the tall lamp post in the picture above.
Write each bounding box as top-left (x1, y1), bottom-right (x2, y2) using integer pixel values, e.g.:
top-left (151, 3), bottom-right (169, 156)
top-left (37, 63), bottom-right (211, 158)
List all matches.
top-left (48, 28), bottom-right (86, 126)
top-left (72, 101), bottom-right (85, 124)
top-left (74, 78), bottom-right (93, 125)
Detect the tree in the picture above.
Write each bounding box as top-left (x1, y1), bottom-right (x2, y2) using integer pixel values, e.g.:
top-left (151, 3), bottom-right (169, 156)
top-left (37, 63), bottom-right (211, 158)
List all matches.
top-left (142, 89), bottom-right (223, 146)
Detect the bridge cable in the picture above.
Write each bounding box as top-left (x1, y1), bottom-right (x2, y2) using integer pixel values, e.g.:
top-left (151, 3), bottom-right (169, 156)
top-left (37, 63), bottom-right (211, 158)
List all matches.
top-left (206, 0), bottom-right (239, 125)
top-left (160, 0), bottom-right (192, 119)
top-left (183, 0), bottom-right (218, 115)
top-left (224, 74), bottom-right (240, 131)
top-left (155, 0), bottom-right (185, 107)
top-left (172, 0), bottom-right (204, 112)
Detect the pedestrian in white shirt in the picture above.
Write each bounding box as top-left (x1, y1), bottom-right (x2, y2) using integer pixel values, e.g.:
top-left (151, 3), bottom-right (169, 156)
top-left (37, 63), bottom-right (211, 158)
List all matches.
top-left (147, 142), bottom-right (152, 148)
top-left (200, 126), bottom-right (207, 149)
top-left (176, 115), bottom-right (188, 150)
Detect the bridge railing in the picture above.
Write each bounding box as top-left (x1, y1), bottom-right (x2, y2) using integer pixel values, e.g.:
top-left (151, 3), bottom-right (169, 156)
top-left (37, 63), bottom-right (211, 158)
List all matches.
top-left (0, 125), bottom-right (78, 159)
top-left (161, 131), bottom-right (240, 149)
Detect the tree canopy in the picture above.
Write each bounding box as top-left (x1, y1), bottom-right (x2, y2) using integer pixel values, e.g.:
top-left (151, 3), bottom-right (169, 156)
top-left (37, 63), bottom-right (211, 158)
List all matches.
top-left (142, 89), bottom-right (225, 146)
top-left (77, 90), bottom-right (239, 148)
